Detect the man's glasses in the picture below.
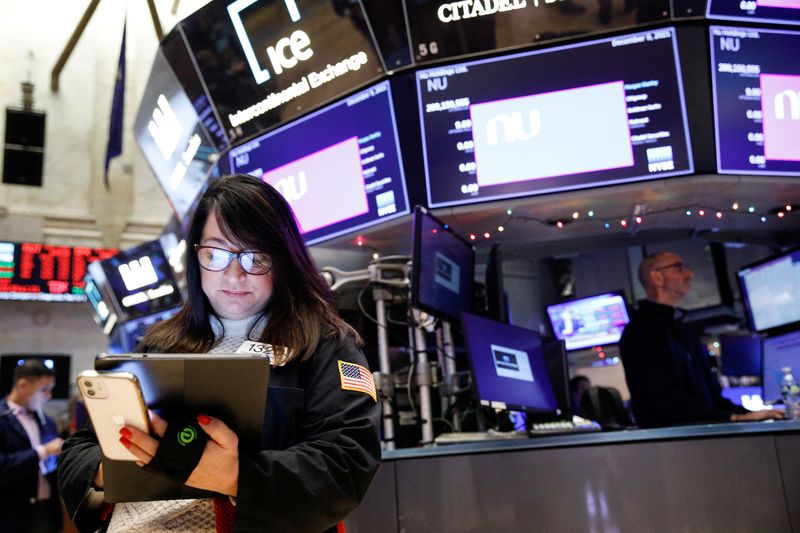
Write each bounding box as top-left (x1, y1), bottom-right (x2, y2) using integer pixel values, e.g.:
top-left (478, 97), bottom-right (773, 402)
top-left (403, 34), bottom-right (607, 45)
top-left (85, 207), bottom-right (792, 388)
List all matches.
top-left (194, 245), bottom-right (273, 275)
top-left (654, 261), bottom-right (689, 273)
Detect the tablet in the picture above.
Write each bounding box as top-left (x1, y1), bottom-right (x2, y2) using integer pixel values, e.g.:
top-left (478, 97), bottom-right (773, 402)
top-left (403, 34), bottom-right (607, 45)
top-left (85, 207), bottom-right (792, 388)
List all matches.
top-left (94, 353), bottom-right (270, 502)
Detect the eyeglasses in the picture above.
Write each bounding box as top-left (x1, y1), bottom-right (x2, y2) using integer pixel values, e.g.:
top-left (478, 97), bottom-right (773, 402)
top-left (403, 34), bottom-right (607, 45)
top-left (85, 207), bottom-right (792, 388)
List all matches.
top-left (654, 261), bottom-right (689, 273)
top-left (194, 245), bottom-right (273, 275)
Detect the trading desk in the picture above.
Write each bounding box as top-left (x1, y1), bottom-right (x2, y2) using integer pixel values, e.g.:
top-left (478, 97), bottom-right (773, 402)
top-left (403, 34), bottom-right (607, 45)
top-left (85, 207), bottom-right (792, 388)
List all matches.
top-left (344, 420), bottom-right (800, 532)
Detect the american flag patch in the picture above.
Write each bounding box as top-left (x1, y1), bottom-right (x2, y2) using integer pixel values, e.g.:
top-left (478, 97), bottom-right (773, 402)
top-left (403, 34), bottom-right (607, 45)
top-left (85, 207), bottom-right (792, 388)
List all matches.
top-left (337, 360), bottom-right (377, 402)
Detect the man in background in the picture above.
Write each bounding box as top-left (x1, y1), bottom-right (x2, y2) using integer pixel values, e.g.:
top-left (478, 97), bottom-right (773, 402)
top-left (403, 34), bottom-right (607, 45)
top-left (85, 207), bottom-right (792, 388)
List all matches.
top-left (620, 251), bottom-right (783, 427)
top-left (1, 359), bottom-right (64, 533)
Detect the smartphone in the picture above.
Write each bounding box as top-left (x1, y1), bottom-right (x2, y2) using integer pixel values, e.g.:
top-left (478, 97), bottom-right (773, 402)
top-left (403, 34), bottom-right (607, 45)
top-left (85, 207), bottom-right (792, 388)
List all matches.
top-left (77, 370), bottom-right (152, 461)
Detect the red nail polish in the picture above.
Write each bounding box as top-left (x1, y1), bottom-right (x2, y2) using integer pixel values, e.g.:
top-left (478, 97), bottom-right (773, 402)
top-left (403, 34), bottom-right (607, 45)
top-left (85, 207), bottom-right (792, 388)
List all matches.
top-left (119, 436), bottom-right (131, 448)
top-left (119, 427), bottom-right (132, 439)
top-left (197, 414), bottom-right (211, 425)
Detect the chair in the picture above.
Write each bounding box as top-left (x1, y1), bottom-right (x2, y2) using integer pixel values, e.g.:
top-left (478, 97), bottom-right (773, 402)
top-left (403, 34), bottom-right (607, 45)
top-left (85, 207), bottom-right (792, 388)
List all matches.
top-left (579, 386), bottom-right (634, 430)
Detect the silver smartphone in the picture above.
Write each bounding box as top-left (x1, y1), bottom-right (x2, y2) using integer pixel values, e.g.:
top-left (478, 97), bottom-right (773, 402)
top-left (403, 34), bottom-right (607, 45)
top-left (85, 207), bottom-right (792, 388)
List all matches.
top-left (77, 370), bottom-right (152, 461)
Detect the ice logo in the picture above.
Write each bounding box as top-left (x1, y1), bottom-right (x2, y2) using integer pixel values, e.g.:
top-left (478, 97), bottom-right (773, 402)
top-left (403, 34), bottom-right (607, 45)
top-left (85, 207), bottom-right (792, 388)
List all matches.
top-left (274, 171), bottom-right (308, 203)
top-left (485, 110), bottom-right (542, 145)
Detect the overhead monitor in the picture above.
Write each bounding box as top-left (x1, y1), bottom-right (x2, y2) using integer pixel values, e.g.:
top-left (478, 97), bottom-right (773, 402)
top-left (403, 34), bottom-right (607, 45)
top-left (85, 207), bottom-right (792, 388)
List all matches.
top-left (99, 239), bottom-right (182, 322)
top-left (227, 80), bottom-right (409, 244)
top-left (411, 206), bottom-right (475, 321)
top-left (134, 48), bottom-right (220, 224)
top-left (719, 333), bottom-right (762, 376)
top-left (546, 292), bottom-right (630, 351)
top-left (711, 26), bottom-right (800, 176)
top-left (0, 354), bottom-right (71, 400)
top-left (762, 330), bottom-right (800, 403)
top-left (461, 311), bottom-right (559, 414)
top-left (738, 247), bottom-right (800, 334)
top-left (179, 0), bottom-right (383, 143)
top-left (415, 26), bottom-right (693, 208)
top-left (0, 241), bottom-right (118, 302)
top-left (707, 0), bottom-right (800, 26)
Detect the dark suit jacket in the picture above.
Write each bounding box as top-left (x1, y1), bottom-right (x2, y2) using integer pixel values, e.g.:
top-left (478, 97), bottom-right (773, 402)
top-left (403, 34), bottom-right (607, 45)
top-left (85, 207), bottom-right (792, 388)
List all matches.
top-left (0, 398), bottom-right (63, 533)
top-left (619, 300), bottom-right (746, 427)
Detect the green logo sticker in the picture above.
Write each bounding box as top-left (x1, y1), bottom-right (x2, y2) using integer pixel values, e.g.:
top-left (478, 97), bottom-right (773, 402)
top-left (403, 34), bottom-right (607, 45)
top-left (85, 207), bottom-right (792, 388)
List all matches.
top-left (178, 425), bottom-right (197, 446)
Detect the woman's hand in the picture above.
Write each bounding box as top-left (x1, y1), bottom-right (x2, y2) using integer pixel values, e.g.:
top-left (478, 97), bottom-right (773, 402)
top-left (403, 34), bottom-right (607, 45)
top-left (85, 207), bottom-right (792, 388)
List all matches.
top-left (121, 411), bottom-right (240, 497)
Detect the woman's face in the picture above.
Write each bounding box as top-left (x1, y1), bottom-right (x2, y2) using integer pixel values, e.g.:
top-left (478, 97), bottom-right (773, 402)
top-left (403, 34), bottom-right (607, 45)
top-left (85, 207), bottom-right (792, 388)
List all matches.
top-left (198, 211), bottom-right (275, 320)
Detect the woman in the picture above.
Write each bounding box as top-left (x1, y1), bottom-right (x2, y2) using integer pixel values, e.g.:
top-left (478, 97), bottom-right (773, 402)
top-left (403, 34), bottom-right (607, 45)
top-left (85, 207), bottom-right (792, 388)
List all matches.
top-left (59, 175), bottom-right (382, 532)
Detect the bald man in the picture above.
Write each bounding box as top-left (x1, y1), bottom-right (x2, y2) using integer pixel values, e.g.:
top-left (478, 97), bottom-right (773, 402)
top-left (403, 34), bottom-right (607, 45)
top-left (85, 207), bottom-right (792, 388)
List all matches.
top-left (619, 252), bottom-right (783, 428)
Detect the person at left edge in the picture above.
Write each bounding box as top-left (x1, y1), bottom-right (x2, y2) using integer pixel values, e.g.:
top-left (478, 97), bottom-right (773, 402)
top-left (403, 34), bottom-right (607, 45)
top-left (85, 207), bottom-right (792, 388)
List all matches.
top-left (1, 358), bottom-right (64, 533)
top-left (57, 175), bottom-right (382, 532)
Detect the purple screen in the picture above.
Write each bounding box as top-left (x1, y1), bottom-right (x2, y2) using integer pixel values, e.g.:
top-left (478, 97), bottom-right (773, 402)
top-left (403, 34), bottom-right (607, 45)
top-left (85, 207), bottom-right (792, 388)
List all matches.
top-left (707, 0), bottom-right (800, 25)
top-left (711, 26), bottom-right (800, 175)
top-left (546, 293), bottom-right (630, 351)
top-left (228, 80), bottom-right (409, 244)
top-left (415, 27), bottom-right (693, 208)
top-left (461, 312), bottom-right (558, 413)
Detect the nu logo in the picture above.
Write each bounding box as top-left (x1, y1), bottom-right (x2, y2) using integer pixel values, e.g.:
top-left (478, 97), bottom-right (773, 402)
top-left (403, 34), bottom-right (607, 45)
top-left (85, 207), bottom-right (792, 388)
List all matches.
top-left (228, 0), bottom-right (313, 85)
top-left (148, 94), bottom-right (183, 161)
top-left (774, 90), bottom-right (800, 121)
top-left (177, 425), bottom-right (197, 446)
top-left (117, 257), bottom-right (159, 291)
top-left (485, 110), bottom-right (542, 145)
top-left (274, 171), bottom-right (308, 202)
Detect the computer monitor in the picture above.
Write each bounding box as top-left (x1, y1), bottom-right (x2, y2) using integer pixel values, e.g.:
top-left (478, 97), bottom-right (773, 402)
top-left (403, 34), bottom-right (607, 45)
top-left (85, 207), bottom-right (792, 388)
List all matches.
top-left (546, 292), bottom-right (630, 351)
top-left (461, 312), bottom-right (559, 415)
top-left (719, 333), bottom-right (762, 376)
top-left (118, 307), bottom-right (181, 352)
top-left (707, 0), bottom-right (800, 26)
top-left (99, 239), bottom-right (182, 323)
top-left (0, 354), bottom-right (71, 400)
top-left (710, 26), bottom-right (800, 176)
top-left (410, 206), bottom-right (475, 321)
top-left (762, 330), bottom-right (800, 403)
top-left (415, 26), bottom-right (693, 208)
top-left (737, 247), bottom-right (800, 334)
top-left (226, 80), bottom-right (409, 244)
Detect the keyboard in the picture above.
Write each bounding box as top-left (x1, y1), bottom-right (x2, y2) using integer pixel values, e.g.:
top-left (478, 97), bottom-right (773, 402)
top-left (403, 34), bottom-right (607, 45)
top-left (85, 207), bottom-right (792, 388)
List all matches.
top-left (434, 430), bottom-right (528, 445)
top-left (529, 416), bottom-right (602, 437)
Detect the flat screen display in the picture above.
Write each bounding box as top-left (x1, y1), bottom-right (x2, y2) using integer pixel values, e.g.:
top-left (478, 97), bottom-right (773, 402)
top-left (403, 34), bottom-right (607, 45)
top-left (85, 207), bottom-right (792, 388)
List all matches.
top-left (179, 0), bottom-right (383, 143)
top-left (99, 240), bottom-right (181, 322)
top-left (0, 355), bottom-right (71, 400)
top-left (0, 241), bottom-right (118, 302)
top-left (738, 247), bottom-right (800, 334)
top-left (411, 207), bottom-right (475, 321)
top-left (711, 26), bottom-right (800, 175)
top-left (461, 311), bottom-right (559, 414)
top-left (415, 27), bottom-right (693, 208)
top-left (707, 0), bottom-right (800, 25)
top-left (719, 333), bottom-right (762, 376)
top-left (134, 49), bottom-right (220, 224)
top-left (228, 80), bottom-right (409, 244)
top-left (546, 292), bottom-right (630, 351)
top-left (403, 0), bottom-right (670, 64)
top-left (762, 330), bottom-right (800, 403)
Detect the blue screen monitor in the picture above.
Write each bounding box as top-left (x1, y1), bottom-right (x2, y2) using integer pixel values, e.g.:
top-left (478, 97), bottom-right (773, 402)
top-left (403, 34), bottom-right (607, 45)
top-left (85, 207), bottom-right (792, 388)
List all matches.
top-left (710, 26), bottom-right (800, 176)
top-left (721, 385), bottom-right (765, 409)
top-left (415, 27), bottom-right (693, 208)
top-left (707, 0), bottom-right (800, 26)
top-left (546, 292), bottom-right (630, 351)
top-left (411, 206), bottom-right (475, 321)
top-left (227, 80), bottom-right (409, 244)
top-left (461, 312), bottom-right (559, 414)
top-left (738, 247), bottom-right (800, 334)
top-left (719, 334), bottom-right (762, 376)
top-left (762, 330), bottom-right (800, 403)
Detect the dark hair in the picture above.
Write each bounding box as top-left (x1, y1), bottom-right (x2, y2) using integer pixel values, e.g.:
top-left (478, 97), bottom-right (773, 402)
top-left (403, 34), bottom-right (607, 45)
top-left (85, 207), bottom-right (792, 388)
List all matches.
top-left (13, 359), bottom-right (55, 384)
top-left (144, 174), bottom-right (361, 362)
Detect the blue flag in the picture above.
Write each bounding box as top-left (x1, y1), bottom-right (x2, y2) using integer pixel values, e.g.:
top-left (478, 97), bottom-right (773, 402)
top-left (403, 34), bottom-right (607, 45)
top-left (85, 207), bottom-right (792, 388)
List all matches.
top-left (104, 20), bottom-right (126, 189)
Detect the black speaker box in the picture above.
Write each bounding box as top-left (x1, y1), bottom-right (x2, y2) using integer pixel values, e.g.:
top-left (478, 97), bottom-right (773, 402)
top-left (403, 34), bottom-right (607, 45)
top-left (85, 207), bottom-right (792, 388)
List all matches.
top-left (3, 108), bottom-right (45, 186)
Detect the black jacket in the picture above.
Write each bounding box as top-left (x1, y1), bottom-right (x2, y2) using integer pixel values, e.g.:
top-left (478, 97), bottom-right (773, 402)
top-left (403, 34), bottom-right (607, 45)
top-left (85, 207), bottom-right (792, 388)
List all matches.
top-left (0, 398), bottom-right (63, 533)
top-left (619, 300), bottom-right (745, 428)
top-left (58, 336), bottom-right (382, 532)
